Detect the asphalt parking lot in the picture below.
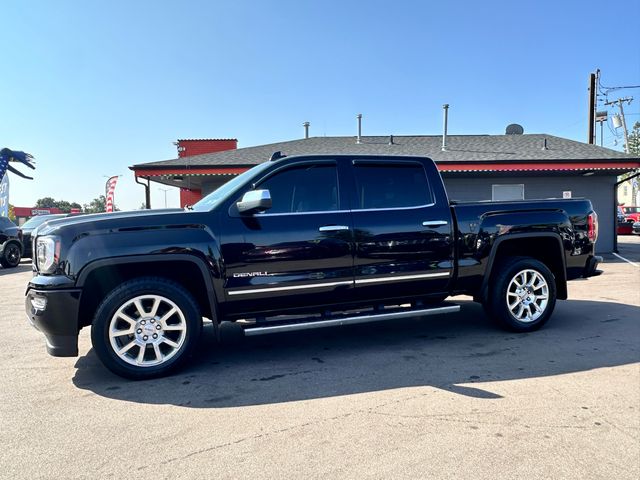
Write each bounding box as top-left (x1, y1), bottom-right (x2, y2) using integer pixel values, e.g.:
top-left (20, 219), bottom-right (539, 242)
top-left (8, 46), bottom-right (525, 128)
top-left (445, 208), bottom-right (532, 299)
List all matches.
top-left (1, 238), bottom-right (638, 479)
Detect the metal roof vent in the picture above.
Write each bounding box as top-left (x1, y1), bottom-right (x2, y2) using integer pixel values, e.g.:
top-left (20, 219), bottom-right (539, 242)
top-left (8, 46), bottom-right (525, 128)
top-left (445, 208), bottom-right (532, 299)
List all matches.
top-left (505, 124), bottom-right (524, 135)
top-left (441, 104), bottom-right (450, 152)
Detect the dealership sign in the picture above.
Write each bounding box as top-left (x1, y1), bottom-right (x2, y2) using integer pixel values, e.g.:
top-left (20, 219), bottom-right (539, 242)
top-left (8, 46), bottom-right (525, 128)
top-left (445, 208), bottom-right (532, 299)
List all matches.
top-left (31, 209), bottom-right (53, 216)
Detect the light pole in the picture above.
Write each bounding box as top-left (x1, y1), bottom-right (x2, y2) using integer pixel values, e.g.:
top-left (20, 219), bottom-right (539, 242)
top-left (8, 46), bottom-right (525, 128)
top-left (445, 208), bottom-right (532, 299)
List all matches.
top-left (158, 188), bottom-right (170, 208)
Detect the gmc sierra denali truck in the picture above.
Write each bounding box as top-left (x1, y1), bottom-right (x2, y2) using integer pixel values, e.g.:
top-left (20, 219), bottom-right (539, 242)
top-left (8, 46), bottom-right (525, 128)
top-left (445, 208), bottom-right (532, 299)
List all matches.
top-left (26, 154), bottom-right (602, 379)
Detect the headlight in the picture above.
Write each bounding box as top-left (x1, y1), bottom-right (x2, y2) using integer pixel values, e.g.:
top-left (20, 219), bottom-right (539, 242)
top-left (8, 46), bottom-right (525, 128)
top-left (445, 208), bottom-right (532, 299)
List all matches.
top-left (36, 236), bottom-right (60, 273)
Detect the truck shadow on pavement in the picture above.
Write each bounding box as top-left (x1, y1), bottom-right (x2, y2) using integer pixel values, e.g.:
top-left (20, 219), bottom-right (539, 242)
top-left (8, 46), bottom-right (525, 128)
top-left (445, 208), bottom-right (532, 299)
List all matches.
top-left (0, 264), bottom-right (31, 276)
top-left (72, 299), bottom-right (640, 407)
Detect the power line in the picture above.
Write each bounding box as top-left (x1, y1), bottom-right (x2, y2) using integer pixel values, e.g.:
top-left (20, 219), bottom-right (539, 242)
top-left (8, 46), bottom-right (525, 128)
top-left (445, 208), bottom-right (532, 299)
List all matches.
top-left (600, 84), bottom-right (640, 92)
top-left (597, 71), bottom-right (640, 94)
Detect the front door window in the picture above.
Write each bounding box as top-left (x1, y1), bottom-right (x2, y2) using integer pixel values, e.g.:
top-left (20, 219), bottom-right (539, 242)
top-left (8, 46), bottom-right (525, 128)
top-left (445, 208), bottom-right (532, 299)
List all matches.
top-left (258, 164), bottom-right (339, 214)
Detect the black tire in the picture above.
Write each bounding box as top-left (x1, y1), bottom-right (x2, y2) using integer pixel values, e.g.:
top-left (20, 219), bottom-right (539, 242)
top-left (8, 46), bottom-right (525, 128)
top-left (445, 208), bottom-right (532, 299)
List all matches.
top-left (0, 242), bottom-right (22, 268)
top-left (91, 277), bottom-right (203, 380)
top-left (485, 257), bottom-right (557, 332)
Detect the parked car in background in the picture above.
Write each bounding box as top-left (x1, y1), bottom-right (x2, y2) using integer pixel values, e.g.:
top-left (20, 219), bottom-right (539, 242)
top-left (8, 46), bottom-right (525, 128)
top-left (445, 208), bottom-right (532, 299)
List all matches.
top-left (19, 214), bottom-right (67, 258)
top-left (0, 216), bottom-right (23, 268)
top-left (617, 206), bottom-right (627, 223)
top-left (633, 221), bottom-right (640, 235)
top-left (617, 206), bottom-right (634, 235)
top-left (621, 205), bottom-right (640, 223)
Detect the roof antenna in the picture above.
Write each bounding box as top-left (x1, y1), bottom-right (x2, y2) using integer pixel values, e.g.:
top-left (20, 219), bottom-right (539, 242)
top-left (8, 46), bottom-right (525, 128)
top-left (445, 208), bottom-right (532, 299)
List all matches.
top-left (270, 151), bottom-right (286, 161)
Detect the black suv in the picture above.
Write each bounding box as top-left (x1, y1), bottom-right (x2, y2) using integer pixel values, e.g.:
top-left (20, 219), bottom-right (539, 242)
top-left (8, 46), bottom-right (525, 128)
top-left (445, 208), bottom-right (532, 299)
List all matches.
top-left (0, 216), bottom-right (23, 268)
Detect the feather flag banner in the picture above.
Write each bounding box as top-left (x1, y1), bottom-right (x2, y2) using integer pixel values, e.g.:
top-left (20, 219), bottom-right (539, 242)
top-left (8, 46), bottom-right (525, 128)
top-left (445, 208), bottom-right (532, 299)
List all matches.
top-left (0, 173), bottom-right (9, 218)
top-left (105, 176), bottom-right (119, 213)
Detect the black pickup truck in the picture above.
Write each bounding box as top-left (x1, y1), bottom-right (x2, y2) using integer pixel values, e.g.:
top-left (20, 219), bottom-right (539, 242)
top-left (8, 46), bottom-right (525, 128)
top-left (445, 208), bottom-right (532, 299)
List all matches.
top-left (26, 154), bottom-right (602, 379)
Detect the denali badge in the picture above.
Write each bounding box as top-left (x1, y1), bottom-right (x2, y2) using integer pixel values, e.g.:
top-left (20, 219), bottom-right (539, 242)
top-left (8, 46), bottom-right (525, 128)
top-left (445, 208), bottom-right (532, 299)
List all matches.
top-left (233, 271), bottom-right (271, 278)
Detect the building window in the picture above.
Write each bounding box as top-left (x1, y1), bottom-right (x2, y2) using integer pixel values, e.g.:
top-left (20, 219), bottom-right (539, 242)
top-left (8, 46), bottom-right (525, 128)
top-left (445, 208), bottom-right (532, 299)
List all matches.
top-left (492, 184), bottom-right (524, 201)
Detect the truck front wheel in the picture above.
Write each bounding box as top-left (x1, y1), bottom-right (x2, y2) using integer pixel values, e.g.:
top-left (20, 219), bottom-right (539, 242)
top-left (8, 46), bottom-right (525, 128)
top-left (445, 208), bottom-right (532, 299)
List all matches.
top-left (91, 277), bottom-right (202, 380)
top-left (0, 242), bottom-right (22, 268)
top-left (486, 257), bottom-right (557, 332)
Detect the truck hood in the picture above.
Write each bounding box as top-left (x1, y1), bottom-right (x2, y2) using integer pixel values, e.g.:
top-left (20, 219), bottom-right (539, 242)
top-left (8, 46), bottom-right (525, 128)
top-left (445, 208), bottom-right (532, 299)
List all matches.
top-left (36, 208), bottom-right (189, 237)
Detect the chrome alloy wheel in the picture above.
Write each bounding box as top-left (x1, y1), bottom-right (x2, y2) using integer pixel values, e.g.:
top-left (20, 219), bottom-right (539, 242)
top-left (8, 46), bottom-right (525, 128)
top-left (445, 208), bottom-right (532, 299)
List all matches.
top-left (108, 294), bottom-right (187, 367)
top-left (506, 269), bottom-right (549, 323)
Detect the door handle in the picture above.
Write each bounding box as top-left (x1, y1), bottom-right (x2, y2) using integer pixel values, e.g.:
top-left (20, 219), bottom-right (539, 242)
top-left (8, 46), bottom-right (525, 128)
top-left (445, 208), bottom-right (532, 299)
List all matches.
top-left (319, 225), bottom-right (350, 232)
top-left (422, 220), bottom-right (448, 228)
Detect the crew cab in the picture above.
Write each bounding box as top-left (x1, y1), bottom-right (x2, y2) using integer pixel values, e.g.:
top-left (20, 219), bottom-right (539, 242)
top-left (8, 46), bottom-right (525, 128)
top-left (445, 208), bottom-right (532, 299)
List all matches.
top-left (26, 155), bottom-right (602, 379)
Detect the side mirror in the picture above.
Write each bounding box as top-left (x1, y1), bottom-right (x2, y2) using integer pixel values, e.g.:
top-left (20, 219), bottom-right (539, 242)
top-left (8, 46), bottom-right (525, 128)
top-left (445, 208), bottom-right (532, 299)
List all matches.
top-left (237, 189), bottom-right (272, 214)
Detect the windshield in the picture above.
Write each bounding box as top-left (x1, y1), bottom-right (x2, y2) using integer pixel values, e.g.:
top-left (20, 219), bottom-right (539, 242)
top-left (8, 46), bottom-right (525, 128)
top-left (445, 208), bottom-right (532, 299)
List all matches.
top-left (622, 206), bottom-right (640, 214)
top-left (190, 162), bottom-right (272, 212)
top-left (21, 214), bottom-right (66, 229)
top-left (0, 217), bottom-right (16, 228)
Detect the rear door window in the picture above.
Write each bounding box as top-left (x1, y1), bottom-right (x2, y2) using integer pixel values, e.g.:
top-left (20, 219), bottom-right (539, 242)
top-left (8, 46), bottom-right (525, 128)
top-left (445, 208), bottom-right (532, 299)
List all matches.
top-left (352, 163), bottom-right (433, 210)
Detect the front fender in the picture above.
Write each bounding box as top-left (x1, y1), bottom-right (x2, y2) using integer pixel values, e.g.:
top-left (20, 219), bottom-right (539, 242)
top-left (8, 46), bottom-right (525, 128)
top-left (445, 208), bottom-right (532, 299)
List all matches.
top-left (75, 253), bottom-right (222, 337)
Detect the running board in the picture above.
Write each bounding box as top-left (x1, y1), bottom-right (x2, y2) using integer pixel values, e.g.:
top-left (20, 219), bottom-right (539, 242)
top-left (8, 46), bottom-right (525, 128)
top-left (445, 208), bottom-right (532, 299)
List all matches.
top-left (242, 304), bottom-right (460, 337)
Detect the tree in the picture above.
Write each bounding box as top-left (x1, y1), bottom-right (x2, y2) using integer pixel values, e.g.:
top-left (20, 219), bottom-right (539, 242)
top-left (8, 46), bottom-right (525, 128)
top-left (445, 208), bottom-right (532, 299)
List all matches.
top-left (34, 197), bottom-right (84, 213)
top-left (83, 195), bottom-right (107, 213)
top-left (620, 122), bottom-right (640, 205)
top-left (35, 197), bottom-right (57, 208)
top-left (626, 121), bottom-right (640, 155)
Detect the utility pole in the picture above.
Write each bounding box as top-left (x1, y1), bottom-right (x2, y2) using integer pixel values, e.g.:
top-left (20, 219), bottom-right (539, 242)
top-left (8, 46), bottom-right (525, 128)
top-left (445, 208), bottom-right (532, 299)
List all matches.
top-left (595, 110), bottom-right (608, 147)
top-left (587, 72), bottom-right (597, 144)
top-left (606, 97), bottom-right (634, 153)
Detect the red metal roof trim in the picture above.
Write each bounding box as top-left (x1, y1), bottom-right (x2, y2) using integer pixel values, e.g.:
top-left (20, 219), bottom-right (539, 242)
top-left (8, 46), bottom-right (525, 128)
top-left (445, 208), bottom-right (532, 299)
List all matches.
top-left (134, 167), bottom-right (250, 176)
top-left (134, 161), bottom-right (640, 177)
top-left (176, 138), bottom-right (238, 142)
top-left (438, 161), bottom-right (640, 172)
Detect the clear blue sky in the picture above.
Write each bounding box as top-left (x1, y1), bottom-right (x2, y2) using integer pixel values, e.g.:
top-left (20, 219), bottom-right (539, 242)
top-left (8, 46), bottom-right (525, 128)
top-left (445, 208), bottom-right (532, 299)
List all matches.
top-left (2, 0), bottom-right (639, 210)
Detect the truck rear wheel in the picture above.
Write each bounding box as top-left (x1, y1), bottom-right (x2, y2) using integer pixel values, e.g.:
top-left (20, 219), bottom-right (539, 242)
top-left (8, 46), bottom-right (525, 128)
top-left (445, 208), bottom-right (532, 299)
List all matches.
top-left (91, 277), bottom-right (202, 380)
top-left (486, 257), bottom-right (557, 332)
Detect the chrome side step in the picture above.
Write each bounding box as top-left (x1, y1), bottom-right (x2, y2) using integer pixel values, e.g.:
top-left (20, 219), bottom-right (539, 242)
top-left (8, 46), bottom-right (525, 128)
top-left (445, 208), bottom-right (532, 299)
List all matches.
top-left (242, 304), bottom-right (460, 337)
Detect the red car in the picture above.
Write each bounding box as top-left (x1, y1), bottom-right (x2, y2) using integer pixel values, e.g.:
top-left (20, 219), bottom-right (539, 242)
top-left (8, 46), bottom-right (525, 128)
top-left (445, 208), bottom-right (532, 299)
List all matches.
top-left (621, 206), bottom-right (640, 223)
top-left (617, 206), bottom-right (633, 235)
